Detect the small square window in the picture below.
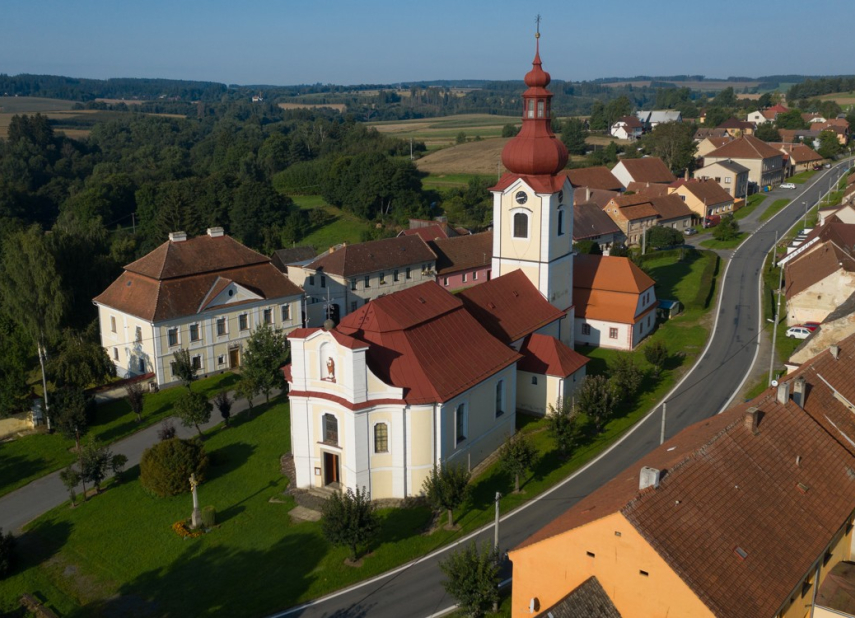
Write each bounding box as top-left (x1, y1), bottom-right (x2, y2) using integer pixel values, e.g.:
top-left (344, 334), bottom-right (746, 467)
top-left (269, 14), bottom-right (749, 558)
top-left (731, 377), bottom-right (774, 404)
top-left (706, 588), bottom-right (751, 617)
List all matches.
top-left (191, 355), bottom-right (202, 371)
top-left (320, 275), bottom-right (326, 288)
top-left (393, 269), bottom-right (399, 282)
top-left (281, 304), bottom-right (291, 322)
top-left (308, 275), bottom-right (315, 286)
top-left (462, 273), bottom-right (467, 283)
top-left (189, 323), bottom-right (200, 342)
top-left (443, 277), bottom-right (449, 286)
top-left (609, 328), bottom-right (618, 339)
top-left (217, 355), bottom-right (226, 366)
top-left (379, 272), bottom-right (386, 285)
top-left (216, 317), bottom-right (227, 337)
top-left (351, 279), bottom-right (357, 291)
top-left (531, 376), bottom-right (538, 385)
top-left (167, 327), bottom-right (179, 347)
top-left (473, 271), bottom-right (478, 280)
top-left (263, 308), bottom-right (272, 325)
top-left (582, 323), bottom-right (591, 335)
top-left (239, 314), bottom-right (249, 331)
top-left (406, 267), bottom-right (411, 279)
top-left (364, 275), bottom-right (370, 288)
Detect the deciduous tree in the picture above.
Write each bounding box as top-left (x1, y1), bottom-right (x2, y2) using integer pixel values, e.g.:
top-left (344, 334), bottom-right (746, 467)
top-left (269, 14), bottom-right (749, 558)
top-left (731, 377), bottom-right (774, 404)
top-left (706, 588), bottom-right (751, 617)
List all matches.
top-left (60, 465), bottom-right (81, 506)
top-left (548, 397), bottom-right (583, 457)
top-left (175, 390), bottom-right (212, 438)
top-left (242, 324), bottom-right (288, 403)
top-left (610, 355), bottom-right (645, 404)
top-left (321, 486), bottom-right (379, 562)
top-left (171, 348), bottom-right (197, 389)
top-left (577, 375), bottom-right (616, 433)
top-left (499, 432), bottom-right (537, 493)
top-left (125, 382), bottom-right (145, 423)
top-left (79, 438), bottom-right (112, 494)
top-left (0, 527), bottom-right (16, 579)
top-left (644, 341), bottom-right (669, 379)
top-left (422, 464), bottom-right (471, 528)
top-left (712, 214), bottom-right (740, 241)
top-left (561, 118), bottom-right (588, 155)
top-left (641, 122), bottom-right (697, 173)
top-left (439, 542), bottom-right (500, 618)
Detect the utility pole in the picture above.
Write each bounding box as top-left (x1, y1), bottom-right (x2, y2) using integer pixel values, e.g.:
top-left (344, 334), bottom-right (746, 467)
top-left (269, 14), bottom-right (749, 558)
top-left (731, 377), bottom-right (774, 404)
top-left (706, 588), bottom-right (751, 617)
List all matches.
top-left (494, 492), bottom-right (501, 551)
top-left (659, 402), bottom-right (667, 445)
top-left (767, 258), bottom-right (784, 386)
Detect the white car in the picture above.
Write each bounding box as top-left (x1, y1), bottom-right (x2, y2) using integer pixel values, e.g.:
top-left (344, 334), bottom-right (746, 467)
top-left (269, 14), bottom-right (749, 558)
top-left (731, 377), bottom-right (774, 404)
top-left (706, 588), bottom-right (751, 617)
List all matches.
top-left (780, 182), bottom-right (796, 189)
top-left (786, 326), bottom-right (811, 339)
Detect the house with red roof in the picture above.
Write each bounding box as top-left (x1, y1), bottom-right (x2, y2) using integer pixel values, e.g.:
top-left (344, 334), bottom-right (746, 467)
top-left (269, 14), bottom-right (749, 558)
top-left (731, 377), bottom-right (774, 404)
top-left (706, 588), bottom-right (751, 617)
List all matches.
top-left (284, 275), bottom-right (588, 498)
top-left (785, 239), bottom-right (855, 326)
top-left (509, 334), bottom-right (855, 618)
top-left (611, 157), bottom-right (677, 189)
top-left (93, 228), bottom-right (304, 386)
top-left (609, 115), bottom-right (643, 141)
top-left (703, 134), bottom-right (785, 188)
top-left (429, 231), bottom-right (492, 290)
top-left (573, 254), bottom-right (657, 350)
top-left (747, 103), bottom-right (789, 124)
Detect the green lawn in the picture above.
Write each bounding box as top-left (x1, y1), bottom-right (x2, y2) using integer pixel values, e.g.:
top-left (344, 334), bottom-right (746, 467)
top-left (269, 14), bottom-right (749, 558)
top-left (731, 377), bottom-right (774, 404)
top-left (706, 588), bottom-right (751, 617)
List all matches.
top-left (790, 169), bottom-right (817, 184)
top-left (2, 251), bottom-right (720, 616)
top-left (422, 173), bottom-right (494, 191)
top-left (734, 194), bottom-right (766, 220)
top-left (0, 372), bottom-right (239, 499)
top-left (759, 198), bottom-right (791, 222)
top-left (700, 233), bottom-right (748, 249)
top-left (288, 195), bottom-right (375, 251)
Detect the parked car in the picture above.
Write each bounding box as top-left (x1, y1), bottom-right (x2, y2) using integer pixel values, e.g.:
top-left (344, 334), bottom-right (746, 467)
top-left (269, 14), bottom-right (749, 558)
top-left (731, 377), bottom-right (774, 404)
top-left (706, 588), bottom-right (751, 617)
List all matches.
top-left (802, 322), bottom-right (820, 331)
top-left (813, 164), bottom-right (823, 171)
top-left (786, 326), bottom-right (812, 339)
top-left (683, 227), bottom-right (697, 236)
top-left (780, 182), bottom-right (796, 189)
top-left (824, 163), bottom-right (832, 169)
top-left (704, 214), bottom-right (721, 228)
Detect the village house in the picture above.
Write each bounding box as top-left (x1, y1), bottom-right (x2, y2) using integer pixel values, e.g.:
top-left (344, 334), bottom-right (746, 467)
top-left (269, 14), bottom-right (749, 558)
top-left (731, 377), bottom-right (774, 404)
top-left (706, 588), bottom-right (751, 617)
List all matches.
top-left (648, 193), bottom-right (695, 231)
top-left (817, 204), bottom-right (855, 227)
top-left (573, 254), bottom-right (657, 350)
top-left (625, 182), bottom-right (670, 198)
top-left (747, 103), bottom-right (789, 124)
top-left (696, 135), bottom-right (732, 158)
top-left (572, 186), bottom-right (619, 209)
top-left (397, 217), bottom-right (462, 242)
top-left (609, 115), bottom-right (643, 141)
top-left (694, 159), bottom-right (750, 202)
top-left (602, 194), bottom-right (659, 246)
top-left (611, 157), bottom-right (677, 189)
top-left (270, 246), bottom-right (318, 275)
top-left (785, 239), bottom-right (855, 326)
top-left (779, 129), bottom-right (821, 147)
top-left (93, 229), bottom-right (304, 386)
top-left (694, 127), bottom-right (729, 141)
top-left (777, 142), bottom-right (824, 176)
top-left (288, 235), bottom-right (437, 327)
top-left (564, 166), bottom-right (624, 192)
top-left (509, 337), bottom-right (855, 618)
top-left (716, 117), bottom-right (755, 137)
top-left (572, 202), bottom-right (622, 253)
top-left (635, 110), bottom-right (682, 129)
top-left (703, 134), bottom-right (785, 189)
top-left (671, 179), bottom-right (736, 221)
top-left (428, 231), bottom-right (492, 290)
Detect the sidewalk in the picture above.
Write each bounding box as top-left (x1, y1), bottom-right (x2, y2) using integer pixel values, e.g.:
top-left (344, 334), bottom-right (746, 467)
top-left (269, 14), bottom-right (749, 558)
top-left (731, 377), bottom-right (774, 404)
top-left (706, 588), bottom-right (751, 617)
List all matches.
top-left (0, 388), bottom-right (279, 533)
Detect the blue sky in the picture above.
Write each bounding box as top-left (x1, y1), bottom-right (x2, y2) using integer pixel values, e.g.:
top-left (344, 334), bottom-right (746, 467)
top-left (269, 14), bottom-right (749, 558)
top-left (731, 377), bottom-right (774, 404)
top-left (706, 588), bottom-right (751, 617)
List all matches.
top-left (2, 0), bottom-right (853, 85)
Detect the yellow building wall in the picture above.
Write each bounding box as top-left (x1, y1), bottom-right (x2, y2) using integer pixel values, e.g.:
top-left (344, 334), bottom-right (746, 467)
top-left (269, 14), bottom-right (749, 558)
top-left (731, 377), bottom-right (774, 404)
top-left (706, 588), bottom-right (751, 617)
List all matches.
top-left (498, 189), bottom-right (543, 265)
top-left (509, 512), bottom-right (714, 618)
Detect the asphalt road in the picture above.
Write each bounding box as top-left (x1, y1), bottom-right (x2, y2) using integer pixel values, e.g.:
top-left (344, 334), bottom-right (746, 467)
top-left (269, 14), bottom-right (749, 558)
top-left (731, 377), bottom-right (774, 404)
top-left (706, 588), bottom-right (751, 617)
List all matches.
top-left (272, 161), bottom-right (853, 618)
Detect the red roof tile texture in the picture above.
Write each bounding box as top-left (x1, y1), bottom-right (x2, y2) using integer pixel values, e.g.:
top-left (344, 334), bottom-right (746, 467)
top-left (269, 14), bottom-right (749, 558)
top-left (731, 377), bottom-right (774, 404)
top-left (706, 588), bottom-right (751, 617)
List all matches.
top-left (457, 269), bottom-right (566, 344)
top-left (573, 255), bottom-right (654, 323)
top-left (517, 333), bottom-right (589, 378)
top-left (614, 158), bottom-right (677, 184)
top-left (706, 134), bottom-right (784, 161)
top-left (492, 172), bottom-right (567, 195)
top-left (306, 235), bottom-right (436, 278)
top-left (649, 194), bottom-right (695, 221)
top-left (429, 232), bottom-right (492, 276)
top-left (625, 182), bottom-right (669, 197)
top-left (516, 332), bottom-right (855, 618)
top-left (564, 167), bottom-right (624, 192)
top-left (785, 240), bottom-right (855, 300)
top-left (125, 234), bottom-right (269, 280)
top-left (676, 179), bottom-right (735, 206)
top-left (572, 203), bottom-right (621, 240)
top-left (335, 281), bottom-right (521, 404)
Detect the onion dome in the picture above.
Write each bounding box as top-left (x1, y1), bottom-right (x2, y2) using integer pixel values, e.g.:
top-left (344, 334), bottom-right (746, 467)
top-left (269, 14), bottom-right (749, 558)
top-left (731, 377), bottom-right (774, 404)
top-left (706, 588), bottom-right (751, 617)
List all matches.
top-left (501, 35), bottom-right (568, 176)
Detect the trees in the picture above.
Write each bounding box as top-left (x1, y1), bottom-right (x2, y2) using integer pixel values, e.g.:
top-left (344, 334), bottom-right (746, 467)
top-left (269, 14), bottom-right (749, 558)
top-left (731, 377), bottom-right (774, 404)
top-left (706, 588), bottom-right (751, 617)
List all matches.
top-left (214, 390), bottom-right (233, 427)
top-left (754, 123), bottom-right (782, 143)
top-left (548, 397), bottom-right (583, 457)
top-left (49, 328), bottom-right (116, 389)
top-left (501, 124), bottom-right (519, 138)
top-left (171, 349), bottom-right (197, 389)
top-left (52, 387), bottom-right (89, 449)
top-left (320, 486), bottom-right (379, 562)
top-left (646, 226), bottom-right (683, 249)
top-left (140, 438), bottom-right (209, 497)
top-left (422, 463), bottom-right (471, 527)
top-left (455, 131), bottom-right (467, 145)
top-left (577, 375), bottom-right (616, 433)
top-left (561, 118), bottom-right (589, 155)
top-left (242, 324), bottom-right (288, 403)
top-left (499, 432), bottom-right (537, 493)
top-left (79, 438), bottom-right (112, 494)
top-left (175, 391), bottom-right (212, 438)
top-left (0, 225), bottom-right (65, 429)
top-left (110, 454), bottom-right (128, 483)
top-left (644, 341), bottom-right (669, 379)
top-left (817, 131), bottom-right (842, 159)
top-left (0, 527), bottom-right (16, 580)
top-left (712, 214), bottom-right (740, 241)
top-left (439, 542), bottom-right (500, 618)
top-left (60, 465), bottom-right (81, 506)
top-left (776, 109), bottom-right (808, 130)
top-left (703, 107), bottom-right (731, 129)
top-left (610, 355), bottom-right (645, 404)
top-left (0, 317), bottom-right (33, 417)
top-left (125, 382), bottom-right (146, 423)
top-left (641, 122), bottom-right (697, 172)
top-left (236, 375), bottom-right (259, 414)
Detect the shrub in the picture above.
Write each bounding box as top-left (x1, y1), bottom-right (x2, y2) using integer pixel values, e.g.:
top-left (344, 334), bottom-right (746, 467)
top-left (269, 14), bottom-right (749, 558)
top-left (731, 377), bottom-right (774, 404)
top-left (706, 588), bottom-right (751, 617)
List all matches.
top-left (422, 464), bottom-right (471, 527)
top-left (690, 252), bottom-right (720, 309)
top-left (440, 541), bottom-right (500, 618)
top-left (157, 419), bottom-right (176, 441)
top-left (140, 438), bottom-right (209, 497)
top-left (0, 527), bottom-right (16, 579)
top-left (321, 486), bottom-right (378, 561)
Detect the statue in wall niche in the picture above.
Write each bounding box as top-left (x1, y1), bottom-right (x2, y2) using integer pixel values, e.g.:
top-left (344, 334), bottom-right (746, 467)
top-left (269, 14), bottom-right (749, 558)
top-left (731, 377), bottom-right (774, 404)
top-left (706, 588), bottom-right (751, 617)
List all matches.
top-left (326, 357), bottom-right (336, 381)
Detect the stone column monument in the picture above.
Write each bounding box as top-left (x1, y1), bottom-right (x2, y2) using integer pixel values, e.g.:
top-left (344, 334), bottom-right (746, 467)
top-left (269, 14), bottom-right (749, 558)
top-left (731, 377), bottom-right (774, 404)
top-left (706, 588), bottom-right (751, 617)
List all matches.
top-left (190, 473), bottom-right (202, 529)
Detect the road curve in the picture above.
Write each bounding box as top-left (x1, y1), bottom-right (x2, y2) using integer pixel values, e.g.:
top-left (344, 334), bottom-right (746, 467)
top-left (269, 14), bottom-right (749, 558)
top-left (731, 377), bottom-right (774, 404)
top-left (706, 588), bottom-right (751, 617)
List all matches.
top-left (272, 162), bottom-right (852, 618)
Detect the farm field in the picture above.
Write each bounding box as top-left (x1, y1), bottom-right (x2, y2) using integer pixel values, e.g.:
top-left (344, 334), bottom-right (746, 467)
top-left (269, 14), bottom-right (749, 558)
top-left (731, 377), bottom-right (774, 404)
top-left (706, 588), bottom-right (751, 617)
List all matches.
top-left (369, 113), bottom-right (518, 148)
top-left (416, 137), bottom-right (509, 175)
top-left (278, 102), bottom-right (347, 113)
top-left (601, 80), bottom-right (761, 91)
top-left (817, 92), bottom-right (855, 106)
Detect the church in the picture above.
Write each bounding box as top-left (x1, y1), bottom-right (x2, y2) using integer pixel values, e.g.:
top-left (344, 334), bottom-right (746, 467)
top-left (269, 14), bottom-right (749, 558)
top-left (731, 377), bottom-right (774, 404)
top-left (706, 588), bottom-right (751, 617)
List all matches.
top-left (285, 34), bottom-right (610, 498)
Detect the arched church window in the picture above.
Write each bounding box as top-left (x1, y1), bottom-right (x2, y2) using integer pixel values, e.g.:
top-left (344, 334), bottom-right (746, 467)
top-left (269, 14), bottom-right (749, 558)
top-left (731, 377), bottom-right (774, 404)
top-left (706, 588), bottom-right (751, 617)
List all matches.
top-left (322, 413), bottom-right (338, 445)
top-left (374, 423), bottom-right (388, 453)
top-left (513, 212), bottom-right (529, 239)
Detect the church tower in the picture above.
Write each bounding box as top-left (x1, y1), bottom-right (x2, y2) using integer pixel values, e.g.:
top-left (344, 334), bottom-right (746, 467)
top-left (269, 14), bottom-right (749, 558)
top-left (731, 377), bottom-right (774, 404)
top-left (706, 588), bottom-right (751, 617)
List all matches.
top-left (491, 28), bottom-right (574, 345)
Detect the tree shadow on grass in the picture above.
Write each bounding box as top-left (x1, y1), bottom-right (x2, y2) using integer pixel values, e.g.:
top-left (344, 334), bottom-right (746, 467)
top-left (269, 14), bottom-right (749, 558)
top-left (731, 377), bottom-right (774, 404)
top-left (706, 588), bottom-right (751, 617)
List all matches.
top-left (80, 529), bottom-right (328, 618)
top-left (373, 505), bottom-right (433, 546)
top-left (206, 442), bottom-right (256, 479)
top-left (468, 469), bottom-right (514, 512)
top-left (0, 451), bottom-right (49, 493)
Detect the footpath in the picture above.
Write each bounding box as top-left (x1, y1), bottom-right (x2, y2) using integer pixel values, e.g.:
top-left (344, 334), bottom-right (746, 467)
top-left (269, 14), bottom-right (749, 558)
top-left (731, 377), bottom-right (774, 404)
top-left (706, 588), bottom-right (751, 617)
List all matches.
top-left (0, 388), bottom-right (278, 533)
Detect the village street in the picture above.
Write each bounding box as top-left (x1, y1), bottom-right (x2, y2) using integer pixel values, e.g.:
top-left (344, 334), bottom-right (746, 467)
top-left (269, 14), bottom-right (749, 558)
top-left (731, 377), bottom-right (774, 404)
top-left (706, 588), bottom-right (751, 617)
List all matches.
top-left (271, 161), bottom-right (852, 618)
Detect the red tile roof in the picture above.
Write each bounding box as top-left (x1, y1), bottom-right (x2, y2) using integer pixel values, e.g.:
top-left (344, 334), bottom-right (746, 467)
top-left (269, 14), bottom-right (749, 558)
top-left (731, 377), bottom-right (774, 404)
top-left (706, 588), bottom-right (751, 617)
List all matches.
top-left (706, 134), bottom-right (784, 161)
top-left (564, 167), bottom-right (624, 192)
top-left (573, 255), bottom-right (654, 323)
top-left (517, 333), bottom-right (589, 377)
top-left (572, 187), bottom-right (619, 209)
top-left (776, 143), bottom-right (823, 164)
top-left (334, 281), bottom-right (521, 404)
top-left (625, 182), bottom-right (669, 197)
top-left (429, 232), bottom-right (492, 276)
top-left (716, 117), bottom-right (754, 130)
top-left (125, 234), bottom-right (269, 280)
top-left (516, 333), bottom-right (855, 618)
top-left (649, 194), bottom-right (695, 221)
top-left (614, 158), bottom-right (677, 185)
top-left (457, 270), bottom-right (566, 344)
top-left (573, 203), bottom-right (621, 241)
top-left (785, 240), bottom-right (855, 300)
top-left (399, 222), bottom-right (456, 242)
top-left (675, 179), bottom-right (734, 206)
top-left (95, 235), bottom-right (303, 322)
top-left (305, 235), bottom-right (437, 278)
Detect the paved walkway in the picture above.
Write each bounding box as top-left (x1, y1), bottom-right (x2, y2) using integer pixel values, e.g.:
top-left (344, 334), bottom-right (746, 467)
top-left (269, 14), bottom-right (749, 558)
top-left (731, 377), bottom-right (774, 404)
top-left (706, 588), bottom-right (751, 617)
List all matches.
top-left (0, 388), bottom-right (279, 533)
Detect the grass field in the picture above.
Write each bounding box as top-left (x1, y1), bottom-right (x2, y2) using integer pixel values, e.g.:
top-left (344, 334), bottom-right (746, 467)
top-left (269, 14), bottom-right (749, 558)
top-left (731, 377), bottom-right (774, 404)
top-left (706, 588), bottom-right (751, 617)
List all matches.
top-left (0, 373), bottom-right (239, 499)
top-left (278, 102), bottom-right (346, 113)
top-left (601, 80), bottom-right (761, 91)
top-left (759, 198), bottom-right (791, 222)
top-left (700, 233), bottom-right (748, 249)
top-left (422, 173), bottom-right (495, 191)
top-left (790, 169), bottom-right (816, 184)
top-left (817, 92), bottom-right (855, 106)
top-left (289, 195), bottom-right (375, 250)
top-left (369, 114), bottom-right (518, 149)
top-left (734, 193), bottom-right (766, 220)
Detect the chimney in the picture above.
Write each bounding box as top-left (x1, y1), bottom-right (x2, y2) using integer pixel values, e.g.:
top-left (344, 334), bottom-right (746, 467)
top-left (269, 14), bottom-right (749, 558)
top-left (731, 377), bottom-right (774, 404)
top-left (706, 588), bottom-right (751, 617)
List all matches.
top-left (585, 187), bottom-right (591, 202)
top-left (744, 407), bottom-right (760, 434)
top-left (639, 466), bottom-right (661, 491)
top-left (776, 381), bottom-right (791, 405)
top-left (793, 376), bottom-right (806, 408)
top-left (168, 231), bottom-right (187, 242)
top-left (831, 345), bottom-right (841, 360)
top-left (207, 227), bottom-right (224, 238)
